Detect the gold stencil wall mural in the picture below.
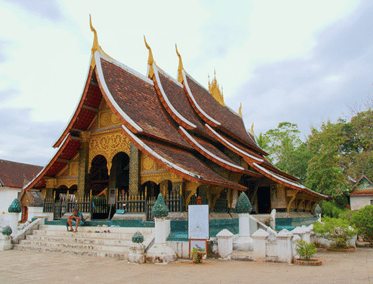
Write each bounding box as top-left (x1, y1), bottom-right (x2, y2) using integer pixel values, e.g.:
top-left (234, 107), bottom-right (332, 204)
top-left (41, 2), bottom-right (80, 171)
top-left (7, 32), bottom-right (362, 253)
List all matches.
top-left (89, 130), bottom-right (130, 171)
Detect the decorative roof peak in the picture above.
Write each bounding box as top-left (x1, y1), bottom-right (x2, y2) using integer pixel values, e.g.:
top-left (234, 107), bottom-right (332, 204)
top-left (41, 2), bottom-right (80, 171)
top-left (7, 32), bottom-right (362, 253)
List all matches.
top-left (90, 14), bottom-right (99, 55)
top-left (144, 36), bottom-right (155, 78)
top-left (239, 103), bottom-right (243, 116)
top-left (89, 15), bottom-right (113, 68)
top-left (251, 123), bottom-right (255, 135)
top-left (208, 70), bottom-right (225, 107)
top-left (175, 44), bottom-right (184, 83)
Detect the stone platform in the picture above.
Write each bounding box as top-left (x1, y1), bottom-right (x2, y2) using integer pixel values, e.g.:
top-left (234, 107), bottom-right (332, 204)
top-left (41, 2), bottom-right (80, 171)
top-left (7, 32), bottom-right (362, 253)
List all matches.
top-left (14, 225), bottom-right (154, 260)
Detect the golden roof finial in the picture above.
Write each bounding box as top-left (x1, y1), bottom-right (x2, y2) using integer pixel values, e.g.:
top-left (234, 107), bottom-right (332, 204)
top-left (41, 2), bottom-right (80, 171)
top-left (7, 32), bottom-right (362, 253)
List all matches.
top-left (239, 103), bottom-right (243, 116)
top-left (90, 14), bottom-right (99, 54)
top-left (251, 123), bottom-right (255, 135)
top-left (208, 70), bottom-right (225, 106)
top-left (144, 36), bottom-right (155, 78)
top-left (175, 44), bottom-right (184, 83)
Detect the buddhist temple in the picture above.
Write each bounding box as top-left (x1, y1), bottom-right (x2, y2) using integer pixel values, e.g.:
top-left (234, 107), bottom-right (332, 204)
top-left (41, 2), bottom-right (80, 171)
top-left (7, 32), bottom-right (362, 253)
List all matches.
top-left (24, 17), bottom-right (327, 222)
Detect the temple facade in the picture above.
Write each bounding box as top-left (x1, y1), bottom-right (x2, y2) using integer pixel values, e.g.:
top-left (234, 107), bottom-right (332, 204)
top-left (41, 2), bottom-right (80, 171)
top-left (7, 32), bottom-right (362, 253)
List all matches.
top-left (24, 18), bottom-right (327, 220)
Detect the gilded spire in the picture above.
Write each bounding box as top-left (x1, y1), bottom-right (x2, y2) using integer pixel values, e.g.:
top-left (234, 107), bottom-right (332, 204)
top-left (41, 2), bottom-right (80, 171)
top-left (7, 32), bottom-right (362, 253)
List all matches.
top-left (90, 14), bottom-right (99, 54)
top-left (175, 44), bottom-right (184, 83)
top-left (239, 103), bottom-right (242, 116)
top-left (208, 70), bottom-right (225, 106)
top-left (144, 36), bottom-right (155, 78)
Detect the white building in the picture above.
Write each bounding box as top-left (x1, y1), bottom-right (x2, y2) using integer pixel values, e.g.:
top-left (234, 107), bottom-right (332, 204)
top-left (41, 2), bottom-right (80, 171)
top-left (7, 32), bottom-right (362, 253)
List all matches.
top-left (349, 174), bottom-right (373, 211)
top-left (0, 159), bottom-right (42, 227)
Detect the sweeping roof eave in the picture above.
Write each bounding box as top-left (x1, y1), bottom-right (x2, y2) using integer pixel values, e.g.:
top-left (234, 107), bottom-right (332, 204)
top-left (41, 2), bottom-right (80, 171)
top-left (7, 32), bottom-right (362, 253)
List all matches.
top-left (182, 71), bottom-right (267, 155)
top-left (121, 125), bottom-right (247, 191)
top-left (253, 162), bottom-right (328, 200)
top-left (24, 134), bottom-right (79, 190)
top-left (53, 63), bottom-right (95, 148)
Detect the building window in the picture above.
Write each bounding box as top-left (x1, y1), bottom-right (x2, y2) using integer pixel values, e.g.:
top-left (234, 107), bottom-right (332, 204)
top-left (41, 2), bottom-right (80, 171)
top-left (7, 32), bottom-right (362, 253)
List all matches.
top-left (371, 200), bottom-right (373, 205)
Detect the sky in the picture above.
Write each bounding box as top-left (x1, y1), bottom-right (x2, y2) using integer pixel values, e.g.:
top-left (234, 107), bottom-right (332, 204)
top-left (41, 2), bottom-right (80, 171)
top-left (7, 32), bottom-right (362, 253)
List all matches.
top-left (0, 0), bottom-right (372, 167)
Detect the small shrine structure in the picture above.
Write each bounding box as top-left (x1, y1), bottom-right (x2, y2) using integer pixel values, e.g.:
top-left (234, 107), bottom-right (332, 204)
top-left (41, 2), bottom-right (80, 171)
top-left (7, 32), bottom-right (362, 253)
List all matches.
top-left (349, 174), bottom-right (373, 211)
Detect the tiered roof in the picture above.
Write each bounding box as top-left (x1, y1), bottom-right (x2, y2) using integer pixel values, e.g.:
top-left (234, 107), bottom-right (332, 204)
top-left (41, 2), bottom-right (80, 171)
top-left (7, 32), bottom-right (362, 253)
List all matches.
top-left (24, 18), bottom-right (327, 200)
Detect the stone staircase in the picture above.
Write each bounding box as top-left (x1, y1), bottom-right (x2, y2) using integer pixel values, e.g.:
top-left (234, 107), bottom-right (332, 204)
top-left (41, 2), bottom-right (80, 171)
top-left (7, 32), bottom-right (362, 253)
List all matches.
top-left (14, 225), bottom-right (155, 260)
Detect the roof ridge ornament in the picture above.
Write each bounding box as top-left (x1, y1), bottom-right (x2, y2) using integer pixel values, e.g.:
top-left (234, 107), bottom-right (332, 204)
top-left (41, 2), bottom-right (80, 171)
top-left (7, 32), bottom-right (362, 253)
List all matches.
top-left (251, 123), bottom-right (255, 135)
top-left (208, 70), bottom-right (225, 106)
top-left (175, 44), bottom-right (184, 83)
top-left (239, 103), bottom-right (243, 116)
top-left (144, 36), bottom-right (155, 78)
top-left (89, 15), bottom-right (113, 68)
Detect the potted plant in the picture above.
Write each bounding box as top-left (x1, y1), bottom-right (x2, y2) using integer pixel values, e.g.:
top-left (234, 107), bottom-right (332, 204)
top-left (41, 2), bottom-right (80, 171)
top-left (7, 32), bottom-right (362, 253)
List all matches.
top-left (294, 240), bottom-right (322, 266)
top-left (191, 245), bottom-right (205, 264)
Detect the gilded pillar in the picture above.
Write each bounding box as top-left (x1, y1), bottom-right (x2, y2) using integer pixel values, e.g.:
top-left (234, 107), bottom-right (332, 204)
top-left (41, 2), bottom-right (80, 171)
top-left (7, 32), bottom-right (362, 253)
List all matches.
top-left (45, 179), bottom-right (57, 201)
top-left (77, 132), bottom-right (91, 198)
top-left (129, 142), bottom-right (140, 195)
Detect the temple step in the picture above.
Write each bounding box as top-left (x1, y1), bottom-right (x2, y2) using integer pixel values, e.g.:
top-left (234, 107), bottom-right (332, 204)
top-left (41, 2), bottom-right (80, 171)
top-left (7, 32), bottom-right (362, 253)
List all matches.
top-left (14, 225), bottom-right (154, 260)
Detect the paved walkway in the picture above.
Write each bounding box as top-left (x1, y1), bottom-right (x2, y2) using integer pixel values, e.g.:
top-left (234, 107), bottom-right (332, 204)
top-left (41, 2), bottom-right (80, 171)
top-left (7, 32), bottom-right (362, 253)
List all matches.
top-left (1, 248), bottom-right (372, 283)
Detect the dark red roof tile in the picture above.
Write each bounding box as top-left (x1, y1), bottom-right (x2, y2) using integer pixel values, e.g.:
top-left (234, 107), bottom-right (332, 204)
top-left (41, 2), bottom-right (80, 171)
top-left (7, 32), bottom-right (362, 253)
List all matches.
top-left (0, 159), bottom-right (43, 188)
top-left (100, 58), bottom-right (191, 149)
top-left (185, 74), bottom-right (265, 153)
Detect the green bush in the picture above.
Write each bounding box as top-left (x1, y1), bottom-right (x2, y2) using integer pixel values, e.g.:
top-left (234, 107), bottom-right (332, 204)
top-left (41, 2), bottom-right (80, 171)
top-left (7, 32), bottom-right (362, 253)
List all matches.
top-left (313, 217), bottom-right (355, 249)
top-left (321, 200), bottom-right (347, 218)
top-left (350, 205), bottom-right (373, 242)
top-left (296, 240), bottom-right (317, 261)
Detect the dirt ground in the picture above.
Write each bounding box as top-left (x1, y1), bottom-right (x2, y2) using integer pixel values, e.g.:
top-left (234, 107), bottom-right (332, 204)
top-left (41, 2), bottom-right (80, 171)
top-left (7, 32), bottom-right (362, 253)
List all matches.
top-left (1, 248), bottom-right (373, 283)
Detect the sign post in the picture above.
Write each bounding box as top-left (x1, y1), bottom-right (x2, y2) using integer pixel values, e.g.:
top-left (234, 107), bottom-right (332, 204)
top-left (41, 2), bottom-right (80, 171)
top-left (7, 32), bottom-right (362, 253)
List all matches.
top-left (188, 204), bottom-right (209, 255)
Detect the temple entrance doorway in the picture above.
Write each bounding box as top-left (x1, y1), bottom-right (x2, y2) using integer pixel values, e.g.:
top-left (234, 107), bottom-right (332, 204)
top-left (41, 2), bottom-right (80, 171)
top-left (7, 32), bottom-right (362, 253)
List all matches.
top-left (89, 155), bottom-right (109, 219)
top-left (257, 186), bottom-right (271, 214)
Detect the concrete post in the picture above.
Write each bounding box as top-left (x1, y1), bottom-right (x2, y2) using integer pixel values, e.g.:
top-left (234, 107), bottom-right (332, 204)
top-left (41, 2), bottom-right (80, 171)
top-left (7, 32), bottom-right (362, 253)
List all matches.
top-left (269, 209), bottom-right (276, 230)
top-left (252, 229), bottom-right (269, 261)
top-left (216, 229), bottom-right (234, 258)
top-left (238, 213), bottom-right (250, 236)
top-left (277, 229), bottom-right (294, 263)
top-left (154, 218), bottom-right (170, 244)
top-left (292, 226), bottom-right (306, 242)
top-left (292, 234), bottom-right (301, 260)
top-left (9, 213), bottom-right (19, 238)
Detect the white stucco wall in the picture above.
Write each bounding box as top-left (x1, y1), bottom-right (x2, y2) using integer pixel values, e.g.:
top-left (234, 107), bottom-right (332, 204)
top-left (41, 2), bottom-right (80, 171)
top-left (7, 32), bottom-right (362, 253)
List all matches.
top-left (0, 187), bottom-right (22, 227)
top-left (350, 195), bottom-right (373, 211)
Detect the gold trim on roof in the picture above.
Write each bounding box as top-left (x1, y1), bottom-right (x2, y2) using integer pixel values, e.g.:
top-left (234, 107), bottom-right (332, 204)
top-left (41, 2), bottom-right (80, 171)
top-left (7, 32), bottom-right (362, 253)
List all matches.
top-left (251, 123), bottom-right (255, 135)
top-left (89, 15), bottom-right (113, 68)
top-left (208, 70), bottom-right (225, 106)
top-left (144, 36), bottom-right (155, 78)
top-left (239, 103), bottom-right (242, 116)
top-left (175, 44), bottom-right (184, 83)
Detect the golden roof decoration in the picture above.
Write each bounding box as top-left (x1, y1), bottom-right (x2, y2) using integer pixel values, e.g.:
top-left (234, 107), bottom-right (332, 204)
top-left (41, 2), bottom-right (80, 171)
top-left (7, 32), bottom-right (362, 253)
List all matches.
top-left (208, 70), bottom-right (225, 107)
top-left (144, 36), bottom-right (155, 78)
top-left (251, 123), bottom-right (255, 135)
top-left (239, 102), bottom-right (243, 116)
top-left (175, 44), bottom-right (184, 83)
top-left (89, 15), bottom-right (113, 68)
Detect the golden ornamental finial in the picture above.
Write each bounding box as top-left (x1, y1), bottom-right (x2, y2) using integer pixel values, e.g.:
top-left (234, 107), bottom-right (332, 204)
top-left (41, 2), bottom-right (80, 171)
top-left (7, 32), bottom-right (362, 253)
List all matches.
top-left (144, 36), bottom-right (155, 78)
top-left (239, 103), bottom-right (242, 116)
top-left (251, 123), bottom-right (255, 135)
top-left (208, 70), bottom-right (225, 106)
top-left (175, 44), bottom-right (184, 83)
top-left (90, 14), bottom-right (99, 54)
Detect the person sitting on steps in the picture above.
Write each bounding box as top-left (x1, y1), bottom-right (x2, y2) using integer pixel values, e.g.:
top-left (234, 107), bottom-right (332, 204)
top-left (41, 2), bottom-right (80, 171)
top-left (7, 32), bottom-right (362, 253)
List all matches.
top-left (67, 207), bottom-right (84, 232)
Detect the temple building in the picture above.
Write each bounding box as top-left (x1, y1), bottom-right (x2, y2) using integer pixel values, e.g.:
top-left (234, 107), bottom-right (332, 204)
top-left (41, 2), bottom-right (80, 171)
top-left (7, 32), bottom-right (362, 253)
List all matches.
top-left (24, 18), bottom-right (327, 221)
top-left (349, 174), bottom-right (373, 211)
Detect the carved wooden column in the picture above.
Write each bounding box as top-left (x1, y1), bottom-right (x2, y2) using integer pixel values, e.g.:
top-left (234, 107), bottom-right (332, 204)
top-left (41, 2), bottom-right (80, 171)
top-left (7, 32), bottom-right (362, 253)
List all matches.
top-left (45, 179), bottom-right (57, 200)
top-left (129, 142), bottom-right (140, 195)
top-left (77, 132), bottom-right (91, 198)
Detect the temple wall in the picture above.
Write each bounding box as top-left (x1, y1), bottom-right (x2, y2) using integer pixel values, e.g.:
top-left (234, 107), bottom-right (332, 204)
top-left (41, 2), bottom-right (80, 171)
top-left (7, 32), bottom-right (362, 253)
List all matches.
top-left (270, 184), bottom-right (287, 210)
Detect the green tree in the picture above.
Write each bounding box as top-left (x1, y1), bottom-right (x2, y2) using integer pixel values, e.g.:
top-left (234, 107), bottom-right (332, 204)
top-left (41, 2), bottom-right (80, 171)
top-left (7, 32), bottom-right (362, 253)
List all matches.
top-left (257, 122), bottom-right (310, 184)
top-left (305, 120), bottom-right (348, 198)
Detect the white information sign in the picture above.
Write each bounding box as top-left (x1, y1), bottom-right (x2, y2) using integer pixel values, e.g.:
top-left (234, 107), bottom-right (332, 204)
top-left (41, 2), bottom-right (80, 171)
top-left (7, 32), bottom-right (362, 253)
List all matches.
top-left (188, 205), bottom-right (209, 239)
